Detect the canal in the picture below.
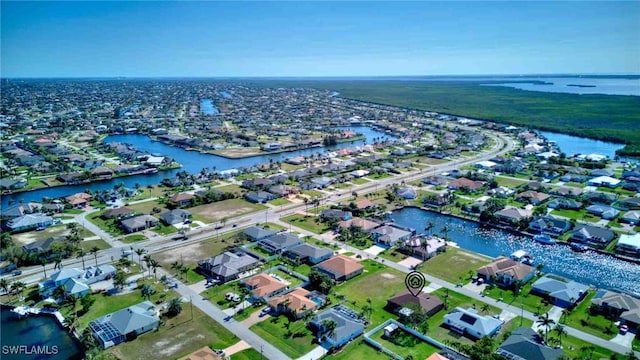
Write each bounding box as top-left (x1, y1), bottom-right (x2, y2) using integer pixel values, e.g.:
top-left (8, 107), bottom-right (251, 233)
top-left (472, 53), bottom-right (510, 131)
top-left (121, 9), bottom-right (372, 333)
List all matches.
top-left (1, 126), bottom-right (394, 207)
top-left (389, 207), bottom-right (640, 295)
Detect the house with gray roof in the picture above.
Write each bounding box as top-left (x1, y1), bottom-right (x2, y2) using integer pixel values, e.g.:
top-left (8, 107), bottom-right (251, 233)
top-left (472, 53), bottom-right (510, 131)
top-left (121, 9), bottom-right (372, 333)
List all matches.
top-left (120, 215), bottom-right (158, 233)
top-left (309, 305), bottom-right (365, 350)
top-left (285, 243), bottom-right (333, 264)
top-left (2, 203), bottom-right (42, 218)
top-left (547, 198), bottom-right (582, 210)
top-left (497, 327), bottom-right (565, 360)
top-left (243, 226), bottom-right (277, 241)
top-left (570, 224), bottom-right (615, 247)
top-left (158, 209), bottom-right (191, 225)
top-left (244, 191), bottom-right (275, 204)
top-left (530, 275), bottom-right (589, 308)
top-left (586, 204), bottom-right (620, 220)
top-left (528, 216), bottom-right (571, 236)
top-left (197, 251), bottom-right (260, 283)
top-left (39, 265), bottom-right (117, 298)
top-left (311, 176), bottom-right (333, 188)
top-left (370, 225), bottom-right (413, 246)
top-left (258, 233), bottom-right (303, 254)
top-left (22, 236), bottom-right (65, 256)
top-left (443, 307), bottom-right (502, 339)
top-left (591, 290), bottom-right (640, 330)
top-left (89, 301), bottom-right (160, 348)
top-left (5, 213), bottom-right (53, 231)
top-left (621, 210), bottom-right (640, 225)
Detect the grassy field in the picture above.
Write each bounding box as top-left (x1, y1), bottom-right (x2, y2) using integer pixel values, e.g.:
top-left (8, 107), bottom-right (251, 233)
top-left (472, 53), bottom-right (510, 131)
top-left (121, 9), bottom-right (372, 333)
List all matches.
top-left (216, 184), bottom-right (245, 195)
top-left (550, 208), bottom-right (600, 222)
top-left (370, 328), bottom-right (439, 359)
top-left (127, 200), bottom-right (166, 215)
top-left (482, 277), bottom-right (552, 315)
top-left (188, 199), bottom-right (267, 223)
top-left (268, 197), bottom-right (291, 206)
top-left (561, 290), bottom-right (617, 340)
top-left (122, 234), bottom-right (147, 243)
top-left (281, 213), bottom-right (333, 234)
top-left (79, 238), bottom-right (111, 252)
top-left (155, 230), bottom-right (244, 270)
top-left (419, 247), bottom-right (491, 284)
top-left (351, 178), bottom-right (370, 185)
top-left (87, 211), bottom-right (125, 236)
top-left (250, 315), bottom-right (317, 358)
top-left (495, 176), bottom-right (528, 188)
top-left (230, 348), bottom-right (263, 360)
top-left (108, 306), bottom-right (239, 360)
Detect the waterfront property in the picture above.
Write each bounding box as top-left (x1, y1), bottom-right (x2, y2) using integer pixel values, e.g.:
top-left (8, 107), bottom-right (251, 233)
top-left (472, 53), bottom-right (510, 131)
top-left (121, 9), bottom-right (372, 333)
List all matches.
top-left (616, 233), bottom-right (640, 258)
top-left (5, 213), bottom-right (53, 231)
top-left (530, 275), bottom-right (589, 308)
top-left (309, 305), bottom-right (365, 350)
top-left (399, 235), bottom-right (446, 260)
top-left (591, 290), bottom-right (640, 330)
top-left (370, 225), bottom-right (412, 246)
top-left (89, 301), bottom-right (160, 349)
top-left (39, 265), bottom-right (116, 298)
top-left (476, 256), bottom-right (536, 288)
top-left (570, 224), bottom-right (615, 247)
top-left (496, 327), bottom-right (565, 360)
top-left (442, 307), bottom-right (502, 339)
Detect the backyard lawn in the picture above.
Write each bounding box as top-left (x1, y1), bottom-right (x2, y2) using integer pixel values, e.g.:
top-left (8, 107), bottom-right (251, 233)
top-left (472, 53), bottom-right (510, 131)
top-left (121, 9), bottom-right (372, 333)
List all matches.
top-left (482, 276), bottom-right (552, 315)
top-left (108, 306), bottom-right (239, 360)
top-left (230, 348), bottom-right (263, 360)
top-left (268, 197), bottom-right (291, 206)
top-left (495, 176), bottom-right (528, 188)
top-left (370, 329), bottom-right (440, 359)
top-left (561, 290), bottom-right (617, 340)
top-left (87, 211), bottom-right (125, 236)
top-left (351, 178), bottom-right (370, 185)
top-left (550, 208), bottom-right (600, 222)
top-left (281, 213), bottom-right (332, 234)
top-left (327, 339), bottom-right (389, 359)
top-left (419, 248), bottom-right (491, 284)
top-left (79, 239), bottom-right (111, 252)
top-left (250, 315), bottom-right (317, 358)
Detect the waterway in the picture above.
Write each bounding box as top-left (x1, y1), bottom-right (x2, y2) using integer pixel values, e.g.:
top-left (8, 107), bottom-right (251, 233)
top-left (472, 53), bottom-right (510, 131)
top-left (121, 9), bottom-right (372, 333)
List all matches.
top-left (1, 126), bottom-right (394, 207)
top-left (482, 77), bottom-right (640, 96)
top-left (539, 130), bottom-right (625, 159)
top-left (200, 98), bottom-right (219, 115)
top-left (389, 207), bottom-right (640, 295)
top-left (0, 306), bottom-right (83, 360)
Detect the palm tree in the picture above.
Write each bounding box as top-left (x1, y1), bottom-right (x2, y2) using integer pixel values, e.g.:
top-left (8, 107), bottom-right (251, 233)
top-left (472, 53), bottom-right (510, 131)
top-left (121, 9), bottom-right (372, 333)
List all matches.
top-left (10, 281), bottom-right (25, 301)
top-left (424, 221), bottom-right (434, 236)
top-left (536, 312), bottom-right (556, 344)
top-left (149, 259), bottom-right (161, 280)
top-left (553, 324), bottom-right (567, 347)
top-left (440, 225), bottom-right (450, 240)
top-left (90, 246), bottom-right (100, 267)
top-left (143, 255), bottom-right (152, 277)
top-left (53, 285), bottom-right (67, 302)
top-left (40, 257), bottom-right (48, 278)
top-left (480, 303), bottom-right (490, 314)
top-left (63, 312), bottom-right (79, 334)
top-left (140, 284), bottom-right (156, 300)
top-left (76, 248), bottom-right (86, 270)
top-left (53, 253), bottom-right (63, 270)
top-left (0, 278), bottom-right (8, 295)
top-left (321, 319), bottom-right (337, 341)
top-left (135, 248), bottom-right (146, 268)
top-left (167, 297), bottom-right (183, 316)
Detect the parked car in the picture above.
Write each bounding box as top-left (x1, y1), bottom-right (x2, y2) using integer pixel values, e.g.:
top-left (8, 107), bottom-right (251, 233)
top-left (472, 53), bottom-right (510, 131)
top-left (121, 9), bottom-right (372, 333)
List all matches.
top-left (12, 270), bottom-right (22, 276)
top-left (620, 324), bottom-right (629, 334)
top-left (259, 307), bottom-right (271, 317)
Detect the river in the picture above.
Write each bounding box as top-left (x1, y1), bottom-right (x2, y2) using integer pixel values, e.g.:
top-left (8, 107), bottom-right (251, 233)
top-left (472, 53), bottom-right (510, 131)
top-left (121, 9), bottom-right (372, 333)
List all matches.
top-left (389, 207), bottom-right (640, 295)
top-left (0, 306), bottom-right (83, 360)
top-left (482, 76), bottom-right (640, 96)
top-left (0, 126), bottom-right (394, 207)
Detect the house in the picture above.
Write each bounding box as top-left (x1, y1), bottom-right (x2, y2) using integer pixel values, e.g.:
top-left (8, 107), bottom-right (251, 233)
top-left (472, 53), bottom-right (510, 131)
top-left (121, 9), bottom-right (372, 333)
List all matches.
top-left (320, 209), bottom-right (352, 222)
top-left (22, 236), bottom-right (65, 256)
top-left (370, 225), bottom-right (412, 246)
top-left (311, 176), bottom-right (333, 188)
top-left (588, 176), bottom-right (621, 188)
top-left (158, 209), bottom-right (191, 225)
top-left (400, 236), bottom-right (447, 260)
top-left (443, 307), bottom-right (502, 339)
top-left (197, 251), bottom-right (260, 283)
top-left (516, 191), bottom-right (550, 205)
top-left (494, 207), bottom-right (532, 224)
top-left (584, 192), bottom-right (617, 205)
top-left (621, 210), bottom-right (640, 225)
top-left (0, 177), bottom-right (27, 190)
top-left (169, 193), bottom-right (194, 207)
top-left (309, 305), bottom-right (365, 350)
top-left (586, 204), bottom-right (620, 220)
top-left (120, 215), bottom-right (158, 233)
top-left (316, 255), bottom-right (364, 281)
top-left (395, 187), bottom-right (417, 200)
top-left (337, 217), bottom-right (379, 232)
top-left (528, 216), bottom-right (572, 236)
top-left (242, 273), bottom-right (287, 300)
top-left (89, 301), bottom-right (160, 348)
top-left (258, 233), bottom-right (303, 254)
top-left (2, 202), bottom-right (42, 218)
top-left (6, 213), bottom-right (53, 231)
top-left (618, 197), bottom-right (640, 210)
top-left (65, 192), bottom-right (92, 208)
top-left (547, 198), bottom-right (582, 210)
top-left (244, 191), bottom-right (275, 204)
top-left (268, 184), bottom-right (297, 197)
top-left (243, 226), bottom-right (277, 242)
top-left (39, 265), bottom-right (116, 298)
top-left (102, 207), bottom-right (134, 220)
top-left (285, 243), bottom-right (333, 264)
top-left (354, 199), bottom-right (376, 211)
top-left (616, 233), bottom-right (640, 258)
top-left (570, 224), bottom-right (615, 247)
top-left (386, 290), bottom-right (444, 317)
top-left (267, 288), bottom-right (319, 319)
top-left (448, 178), bottom-right (484, 191)
top-left (496, 327), bottom-right (565, 360)
top-left (242, 178), bottom-right (274, 190)
top-left (591, 290), bottom-right (640, 330)
top-left (530, 275), bottom-right (589, 308)
top-left (550, 187), bottom-right (583, 198)
top-left (477, 256), bottom-right (536, 288)
top-left (422, 175), bottom-right (448, 186)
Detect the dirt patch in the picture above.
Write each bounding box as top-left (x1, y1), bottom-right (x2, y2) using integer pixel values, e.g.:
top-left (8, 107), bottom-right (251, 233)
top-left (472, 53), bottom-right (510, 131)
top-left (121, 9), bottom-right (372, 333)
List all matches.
top-left (156, 242), bottom-right (204, 266)
top-left (189, 199), bottom-right (265, 222)
top-left (12, 226), bottom-right (69, 246)
top-left (380, 272), bottom-right (397, 279)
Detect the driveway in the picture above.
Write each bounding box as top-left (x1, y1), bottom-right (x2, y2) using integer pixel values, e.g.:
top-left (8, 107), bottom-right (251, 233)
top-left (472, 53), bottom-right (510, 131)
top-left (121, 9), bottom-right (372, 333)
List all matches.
top-left (222, 340), bottom-right (251, 356)
top-left (296, 345), bottom-right (327, 360)
top-left (610, 332), bottom-right (635, 347)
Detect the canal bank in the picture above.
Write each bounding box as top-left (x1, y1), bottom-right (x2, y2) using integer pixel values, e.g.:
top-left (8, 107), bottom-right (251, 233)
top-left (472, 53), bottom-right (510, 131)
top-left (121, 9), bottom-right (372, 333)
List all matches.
top-left (389, 206), bottom-right (640, 295)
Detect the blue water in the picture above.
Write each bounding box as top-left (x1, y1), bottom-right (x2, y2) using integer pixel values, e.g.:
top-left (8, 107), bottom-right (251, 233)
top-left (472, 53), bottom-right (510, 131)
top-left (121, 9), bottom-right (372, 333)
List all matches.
top-left (483, 77), bottom-right (640, 96)
top-left (200, 99), bottom-right (219, 115)
top-left (219, 91), bottom-right (232, 99)
top-left (0, 306), bottom-right (83, 360)
top-left (389, 207), bottom-right (640, 295)
top-left (539, 131), bottom-right (625, 159)
top-left (0, 126), bottom-right (394, 207)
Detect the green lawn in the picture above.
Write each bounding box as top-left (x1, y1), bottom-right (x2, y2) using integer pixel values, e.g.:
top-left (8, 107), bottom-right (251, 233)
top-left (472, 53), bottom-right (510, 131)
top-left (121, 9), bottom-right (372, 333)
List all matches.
top-left (370, 329), bottom-right (439, 359)
top-left (550, 208), bottom-right (600, 222)
top-left (152, 222), bottom-right (178, 235)
top-left (326, 339), bottom-right (389, 359)
top-left (378, 247), bottom-right (409, 263)
top-left (281, 213), bottom-right (332, 234)
top-left (482, 277), bottom-right (552, 315)
top-left (558, 333), bottom-right (616, 360)
top-left (231, 348), bottom-right (263, 360)
top-left (216, 184), bottom-right (245, 195)
top-left (495, 176), bottom-right (528, 188)
top-left (87, 211), bottom-right (125, 236)
top-left (368, 172), bottom-right (392, 180)
top-left (127, 200), bottom-right (167, 215)
top-left (79, 239), bottom-right (111, 252)
top-left (121, 234), bottom-right (147, 243)
top-left (269, 197), bottom-right (292, 206)
top-left (202, 281), bottom-right (243, 308)
top-left (109, 306), bottom-right (239, 360)
top-left (302, 189), bottom-right (324, 198)
top-left (188, 199), bottom-right (267, 223)
top-left (250, 315), bottom-right (317, 358)
top-left (561, 290), bottom-right (617, 340)
top-left (351, 178), bottom-right (370, 185)
top-left (419, 247), bottom-right (491, 284)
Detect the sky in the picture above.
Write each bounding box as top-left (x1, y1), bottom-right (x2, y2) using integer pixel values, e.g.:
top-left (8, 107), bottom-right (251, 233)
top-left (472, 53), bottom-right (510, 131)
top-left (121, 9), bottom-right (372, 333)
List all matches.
top-left (1, 1), bottom-right (639, 78)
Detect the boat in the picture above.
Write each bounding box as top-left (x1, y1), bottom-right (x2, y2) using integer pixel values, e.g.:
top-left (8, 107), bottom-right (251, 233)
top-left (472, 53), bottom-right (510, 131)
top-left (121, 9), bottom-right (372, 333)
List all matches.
top-left (11, 306), bottom-right (28, 317)
top-left (510, 250), bottom-right (534, 265)
top-left (534, 234), bottom-right (557, 245)
top-left (570, 243), bottom-right (589, 252)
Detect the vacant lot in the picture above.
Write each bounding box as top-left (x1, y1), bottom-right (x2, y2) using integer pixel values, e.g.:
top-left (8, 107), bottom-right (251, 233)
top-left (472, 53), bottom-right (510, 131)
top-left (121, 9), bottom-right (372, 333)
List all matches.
top-left (370, 328), bottom-right (439, 359)
top-left (155, 230), bottom-right (244, 269)
top-left (281, 213), bottom-right (332, 234)
top-left (420, 247), bottom-right (491, 284)
top-left (12, 223), bottom-right (96, 246)
top-left (250, 315), bottom-right (316, 358)
top-left (189, 199), bottom-right (267, 223)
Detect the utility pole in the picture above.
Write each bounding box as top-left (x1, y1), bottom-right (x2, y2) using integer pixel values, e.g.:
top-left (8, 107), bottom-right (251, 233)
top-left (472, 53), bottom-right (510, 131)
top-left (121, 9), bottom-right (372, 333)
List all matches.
top-left (260, 345), bottom-right (263, 360)
top-left (520, 301), bottom-right (524, 326)
top-left (190, 295), bottom-right (194, 320)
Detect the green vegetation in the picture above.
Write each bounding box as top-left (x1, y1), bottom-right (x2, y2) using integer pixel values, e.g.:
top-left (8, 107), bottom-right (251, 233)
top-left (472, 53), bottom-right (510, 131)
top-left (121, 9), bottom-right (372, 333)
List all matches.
top-left (495, 176), bottom-right (527, 188)
top-left (268, 197), bottom-right (291, 206)
top-left (351, 178), bottom-right (369, 185)
top-left (79, 239), bottom-right (111, 252)
top-left (482, 278), bottom-right (552, 315)
top-left (122, 234), bottom-right (146, 243)
top-left (550, 208), bottom-right (600, 222)
top-left (251, 315), bottom-right (316, 358)
top-left (87, 211), bottom-right (125, 236)
top-left (370, 328), bottom-right (440, 359)
top-left (281, 214), bottom-right (332, 234)
top-left (561, 290), bottom-right (617, 340)
top-left (230, 348), bottom-right (263, 360)
top-left (418, 247), bottom-right (491, 284)
top-left (152, 222), bottom-right (178, 235)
